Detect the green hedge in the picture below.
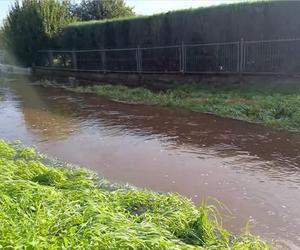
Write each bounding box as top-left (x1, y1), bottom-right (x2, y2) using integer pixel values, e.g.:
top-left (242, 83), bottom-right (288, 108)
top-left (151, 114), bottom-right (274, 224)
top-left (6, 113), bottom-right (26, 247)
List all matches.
top-left (59, 1), bottom-right (300, 49)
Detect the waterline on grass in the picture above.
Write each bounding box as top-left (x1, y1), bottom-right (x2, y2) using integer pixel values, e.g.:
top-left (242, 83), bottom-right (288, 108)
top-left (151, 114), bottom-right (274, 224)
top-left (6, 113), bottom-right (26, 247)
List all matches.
top-left (70, 82), bottom-right (300, 132)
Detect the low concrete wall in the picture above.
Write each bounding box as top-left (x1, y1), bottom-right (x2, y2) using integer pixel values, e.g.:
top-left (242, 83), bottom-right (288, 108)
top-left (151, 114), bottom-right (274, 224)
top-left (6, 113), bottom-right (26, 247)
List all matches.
top-left (33, 67), bottom-right (300, 89)
top-left (33, 68), bottom-right (243, 89)
top-left (0, 64), bottom-right (31, 76)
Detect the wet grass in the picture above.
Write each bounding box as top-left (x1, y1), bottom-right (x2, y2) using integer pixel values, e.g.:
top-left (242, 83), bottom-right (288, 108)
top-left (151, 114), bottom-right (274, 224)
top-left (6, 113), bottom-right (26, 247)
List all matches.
top-left (74, 82), bottom-right (300, 131)
top-left (0, 139), bottom-right (269, 249)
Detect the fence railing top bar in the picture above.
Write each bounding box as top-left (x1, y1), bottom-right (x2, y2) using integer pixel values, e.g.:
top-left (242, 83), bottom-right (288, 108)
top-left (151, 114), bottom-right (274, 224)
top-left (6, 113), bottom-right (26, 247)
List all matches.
top-left (140, 45), bottom-right (181, 50)
top-left (38, 49), bottom-right (74, 53)
top-left (244, 38), bottom-right (300, 44)
top-left (38, 47), bottom-right (138, 53)
top-left (38, 49), bottom-right (104, 53)
top-left (73, 49), bottom-right (103, 53)
top-left (185, 41), bottom-right (240, 47)
top-left (102, 47), bottom-right (137, 52)
top-left (75, 47), bottom-right (137, 52)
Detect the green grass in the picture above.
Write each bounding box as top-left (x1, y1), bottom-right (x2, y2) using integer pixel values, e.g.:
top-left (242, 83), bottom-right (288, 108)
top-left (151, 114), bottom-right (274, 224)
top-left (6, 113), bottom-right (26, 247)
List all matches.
top-left (0, 139), bottom-right (269, 249)
top-left (74, 82), bottom-right (300, 131)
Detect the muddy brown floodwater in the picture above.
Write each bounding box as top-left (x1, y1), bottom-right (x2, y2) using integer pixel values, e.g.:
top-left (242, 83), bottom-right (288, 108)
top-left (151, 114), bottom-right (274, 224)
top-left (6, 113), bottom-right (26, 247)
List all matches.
top-left (1, 80), bottom-right (300, 249)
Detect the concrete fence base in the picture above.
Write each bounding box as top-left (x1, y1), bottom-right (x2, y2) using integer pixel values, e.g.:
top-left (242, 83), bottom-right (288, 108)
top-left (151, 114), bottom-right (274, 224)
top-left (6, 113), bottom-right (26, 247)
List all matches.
top-left (33, 67), bottom-right (300, 90)
top-left (33, 68), bottom-right (244, 89)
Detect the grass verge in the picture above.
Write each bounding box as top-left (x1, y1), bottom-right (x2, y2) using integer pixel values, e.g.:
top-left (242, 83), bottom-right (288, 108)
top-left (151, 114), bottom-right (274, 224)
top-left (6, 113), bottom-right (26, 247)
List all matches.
top-left (74, 82), bottom-right (300, 132)
top-left (0, 139), bottom-right (269, 249)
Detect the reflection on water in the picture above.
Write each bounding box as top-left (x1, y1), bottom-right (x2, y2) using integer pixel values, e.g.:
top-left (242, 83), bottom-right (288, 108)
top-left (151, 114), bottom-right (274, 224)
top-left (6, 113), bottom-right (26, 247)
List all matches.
top-left (1, 80), bottom-right (300, 249)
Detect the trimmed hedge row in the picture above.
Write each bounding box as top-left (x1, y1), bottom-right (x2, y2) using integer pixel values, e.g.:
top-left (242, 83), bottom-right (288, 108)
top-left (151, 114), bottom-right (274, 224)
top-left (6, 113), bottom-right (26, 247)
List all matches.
top-left (59, 1), bottom-right (300, 50)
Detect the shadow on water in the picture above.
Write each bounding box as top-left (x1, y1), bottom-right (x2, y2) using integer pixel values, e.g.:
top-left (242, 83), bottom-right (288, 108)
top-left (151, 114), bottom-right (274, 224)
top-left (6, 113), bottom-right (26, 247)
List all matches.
top-left (1, 80), bottom-right (300, 249)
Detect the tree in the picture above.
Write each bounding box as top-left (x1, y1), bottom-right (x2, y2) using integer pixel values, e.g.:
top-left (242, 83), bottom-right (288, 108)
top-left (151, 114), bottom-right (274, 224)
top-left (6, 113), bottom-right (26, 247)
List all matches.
top-left (71, 0), bottom-right (135, 21)
top-left (3, 0), bottom-right (75, 66)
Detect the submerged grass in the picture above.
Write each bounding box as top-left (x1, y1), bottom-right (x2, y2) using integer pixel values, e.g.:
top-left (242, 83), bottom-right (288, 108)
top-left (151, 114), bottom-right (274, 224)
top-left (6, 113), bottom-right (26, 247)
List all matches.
top-left (0, 139), bottom-right (269, 249)
top-left (74, 82), bottom-right (300, 131)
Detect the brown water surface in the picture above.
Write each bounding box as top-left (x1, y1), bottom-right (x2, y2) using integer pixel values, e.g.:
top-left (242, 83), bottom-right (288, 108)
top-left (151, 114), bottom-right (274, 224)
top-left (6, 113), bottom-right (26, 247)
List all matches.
top-left (1, 80), bottom-right (300, 249)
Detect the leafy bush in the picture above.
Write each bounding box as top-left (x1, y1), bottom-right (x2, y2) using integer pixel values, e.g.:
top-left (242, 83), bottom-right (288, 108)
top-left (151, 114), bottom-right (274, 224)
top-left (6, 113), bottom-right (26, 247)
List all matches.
top-left (3, 0), bottom-right (75, 66)
top-left (70, 0), bottom-right (135, 21)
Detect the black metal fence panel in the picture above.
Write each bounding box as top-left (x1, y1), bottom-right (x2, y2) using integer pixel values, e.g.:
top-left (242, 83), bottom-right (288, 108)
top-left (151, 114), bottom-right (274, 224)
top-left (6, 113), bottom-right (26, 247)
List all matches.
top-left (36, 38), bottom-right (300, 74)
top-left (185, 42), bottom-right (239, 73)
top-left (244, 39), bottom-right (300, 73)
top-left (140, 46), bottom-right (181, 73)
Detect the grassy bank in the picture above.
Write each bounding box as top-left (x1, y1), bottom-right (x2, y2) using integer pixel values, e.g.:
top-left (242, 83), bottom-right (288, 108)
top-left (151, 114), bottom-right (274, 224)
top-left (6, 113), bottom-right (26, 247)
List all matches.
top-left (74, 82), bottom-right (300, 131)
top-left (0, 140), bottom-right (268, 249)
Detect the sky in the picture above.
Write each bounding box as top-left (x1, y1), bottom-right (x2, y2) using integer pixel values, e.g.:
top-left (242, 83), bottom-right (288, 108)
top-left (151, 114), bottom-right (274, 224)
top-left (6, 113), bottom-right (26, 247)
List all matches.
top-left (125, 0), bottom-right (241, 15)
top-left (0, 0), bottom-right (243, 26)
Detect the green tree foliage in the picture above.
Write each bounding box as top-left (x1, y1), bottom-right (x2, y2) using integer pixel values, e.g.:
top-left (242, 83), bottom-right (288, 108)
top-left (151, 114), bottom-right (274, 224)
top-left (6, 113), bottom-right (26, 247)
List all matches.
top-left (3, 0), bottom-right (75, 66)
top-left (71, 0), bottom-right (135, 21)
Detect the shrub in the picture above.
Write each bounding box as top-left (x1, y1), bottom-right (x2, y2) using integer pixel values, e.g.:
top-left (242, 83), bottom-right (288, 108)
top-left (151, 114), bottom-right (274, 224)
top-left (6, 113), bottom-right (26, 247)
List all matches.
top-left (70, 0), bottom-right (135, 21)
top-left (3, 0), bottom-right (75, 66)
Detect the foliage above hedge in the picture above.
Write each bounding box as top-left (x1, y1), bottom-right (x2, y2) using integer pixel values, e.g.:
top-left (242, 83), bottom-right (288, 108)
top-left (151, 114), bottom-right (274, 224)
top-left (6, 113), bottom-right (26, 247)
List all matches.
top-left (70, 0), bottom-right (135, 21)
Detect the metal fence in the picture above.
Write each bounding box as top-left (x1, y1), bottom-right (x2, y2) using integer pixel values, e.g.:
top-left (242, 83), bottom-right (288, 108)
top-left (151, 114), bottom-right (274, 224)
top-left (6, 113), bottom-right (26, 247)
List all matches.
top-left (36, 38), bottom-right (300, 74)
top-left (0, 50), bottom-right (5, 64)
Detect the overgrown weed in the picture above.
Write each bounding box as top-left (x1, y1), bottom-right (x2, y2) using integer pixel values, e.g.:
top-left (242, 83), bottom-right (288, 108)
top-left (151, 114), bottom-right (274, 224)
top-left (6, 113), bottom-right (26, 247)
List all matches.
top-left (0, 140), bottom-right (269, 249)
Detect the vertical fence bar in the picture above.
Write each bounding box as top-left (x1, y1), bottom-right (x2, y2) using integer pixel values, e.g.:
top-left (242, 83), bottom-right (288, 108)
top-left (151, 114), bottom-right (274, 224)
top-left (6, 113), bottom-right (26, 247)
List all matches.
top-left (136, 47), bottom-right (139, 72)
top-left (179, 45), bottom-right (182, 73)
top-left (101, 48), bottom-right (106, 73)
top-left (243, 41), bottom-right (247, 72)
top-left (181, 42), bottom-right (186, 73)
top-left (237, 42), bottom-right (240, 73)
top-left (48, 50), bottom-right (53, 67)
top-left (138, 47), bottom-right (143, 73)
top-left (240, 38), bottom-right (244, 74)
top-left (72, 51), bottom-right (77, 70)
top-left (136, 45), bottom-right (141, 73)
top-left (1, 50), bottom-right (5, 64)
top-left (179, 41), bottom-right (185, 73)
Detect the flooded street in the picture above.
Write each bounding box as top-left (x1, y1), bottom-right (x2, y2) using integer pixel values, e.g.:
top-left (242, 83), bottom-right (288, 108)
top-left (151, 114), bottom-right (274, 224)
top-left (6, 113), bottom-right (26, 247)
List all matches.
top-left (1, 79), bottom-right (300, 249)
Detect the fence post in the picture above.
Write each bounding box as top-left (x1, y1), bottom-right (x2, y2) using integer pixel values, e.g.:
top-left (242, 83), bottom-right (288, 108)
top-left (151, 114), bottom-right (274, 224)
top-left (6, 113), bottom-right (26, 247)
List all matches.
top-left (71, 50), bottom-right (77, 70)
top-left (243, 39), bottom-right (246, 73)
top-left (101, 48), bottom-right (106, 74)
top-left (1, 50), bottom-right (5, 64)
top-left (181, 42), bottom-right (186, 73)
top-left (237, 41), bottom-right (240, 73)
top-left (184, 42), bottom-right (186, 73)
top-left (136, 45), bottom-right (141, 73)
top-left (179, 44), bottom-right (182, 73)
top-left (48, 50), bottom-right (53, 67)
top-left (139, 47), bottom-right (142, 72)
top-left (240, 38), bottom-right (244, 74)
